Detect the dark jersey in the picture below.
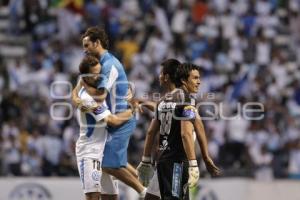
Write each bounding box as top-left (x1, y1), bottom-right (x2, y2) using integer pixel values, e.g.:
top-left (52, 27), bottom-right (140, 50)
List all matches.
top-left (155, 89), bottom-right (197, 162)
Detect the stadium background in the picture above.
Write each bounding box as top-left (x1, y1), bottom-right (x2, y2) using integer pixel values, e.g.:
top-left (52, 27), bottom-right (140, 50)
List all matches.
top-left (0, 0), bottom-right (300, 199)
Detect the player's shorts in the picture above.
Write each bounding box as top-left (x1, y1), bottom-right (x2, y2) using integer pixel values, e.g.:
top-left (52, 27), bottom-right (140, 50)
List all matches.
top-left (100, 172), bottom-right (119, 194)
top-left (77, 157), bottom-right (102, 194)
top-left (157, 160), bottom-right (189, 200)
top-left (102, 117), bottom-right (136, 168)
top-left (146, 170), bottom-right (161, 197)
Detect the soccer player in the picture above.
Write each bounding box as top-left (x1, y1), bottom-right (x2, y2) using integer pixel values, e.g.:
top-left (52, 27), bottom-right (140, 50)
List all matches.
top-left (75, 56), bottom-right (134, 200)
top-left (137, 63), bottom-right (220, 200)
top-left (72, 27), bottom-right (146, 200)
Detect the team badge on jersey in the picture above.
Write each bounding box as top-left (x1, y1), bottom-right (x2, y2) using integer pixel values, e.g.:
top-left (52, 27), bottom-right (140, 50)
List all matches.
top-left (93, 105), bottom-right (107, 115)
top-left (92, 170), bottom-right (101, 181)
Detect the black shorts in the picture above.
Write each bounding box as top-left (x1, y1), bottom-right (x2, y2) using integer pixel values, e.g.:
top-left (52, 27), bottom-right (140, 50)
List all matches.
top-left (157, 160), bottom-right (189, 200)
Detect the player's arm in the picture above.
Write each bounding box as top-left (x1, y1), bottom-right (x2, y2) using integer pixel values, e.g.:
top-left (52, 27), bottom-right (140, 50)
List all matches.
top-left (133, 98), bottom-right (157, 112)
top-left (137, 119), bottom-right (160, 186)
top-left (81, 80), bottom-right (107, 104)
top-left (194, 115), bottom-right (209, 159)
top-left (71, 80), bottom-right (83, 107)
top-left (181, 120), bottom-right (196, 160)
top-left (180, 104), bottom-right (199, 188)
top-left (181, 119), bottom-right (200, 188)
top-left (104, 109), bottom-right (133, 127)
top-left (143, 119), bottom-right (160, 157)
top-left (125, 84), bottom-right (157, 112)
top-left (193, 114), bottom-right (220, 176)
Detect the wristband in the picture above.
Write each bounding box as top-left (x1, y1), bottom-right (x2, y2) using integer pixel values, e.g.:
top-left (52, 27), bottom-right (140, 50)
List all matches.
top-left (142, 156), bottom-right (151, 163)
top-left (189, 160), bottom-right (198, 167)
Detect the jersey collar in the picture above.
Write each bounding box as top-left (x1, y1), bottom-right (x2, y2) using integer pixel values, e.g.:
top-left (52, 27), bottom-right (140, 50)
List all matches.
top-left (100, 50), bottom-right (109, 64)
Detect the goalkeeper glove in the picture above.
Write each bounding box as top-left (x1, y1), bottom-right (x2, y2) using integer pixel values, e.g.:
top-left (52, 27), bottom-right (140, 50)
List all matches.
top-left (188, 160), bottom-right (199, 188)
top-left (137, 156), bottom-right (154, 187)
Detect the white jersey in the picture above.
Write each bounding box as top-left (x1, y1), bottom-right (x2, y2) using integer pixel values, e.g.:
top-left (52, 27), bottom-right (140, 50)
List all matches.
top-left (76, 87), bottom-right (111, 160)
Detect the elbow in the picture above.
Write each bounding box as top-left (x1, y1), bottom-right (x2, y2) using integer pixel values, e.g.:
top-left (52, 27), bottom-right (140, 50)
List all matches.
top-left (72, 88), bottom-right (78, 98)
top-left (105, 116), bottom-right (119, 127)
top-left (181, 130), bottom-right (193, 142)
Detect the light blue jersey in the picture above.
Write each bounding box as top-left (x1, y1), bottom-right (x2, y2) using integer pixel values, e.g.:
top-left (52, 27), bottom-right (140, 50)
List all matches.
top-left (98, 51), bottom-right (129, 114)
top-left (97, 51), bottom-right (136, 168)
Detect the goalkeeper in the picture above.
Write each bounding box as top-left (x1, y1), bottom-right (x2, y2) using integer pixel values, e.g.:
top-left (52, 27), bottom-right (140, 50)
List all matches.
top-left (136, 62), bottom-right (220, 200)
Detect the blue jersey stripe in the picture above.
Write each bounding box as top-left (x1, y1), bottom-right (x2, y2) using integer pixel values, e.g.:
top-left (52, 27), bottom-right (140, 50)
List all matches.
top-left (85, 113), bottom-right (96, 137)
top-left (80, 159), bottom-right (85, 189)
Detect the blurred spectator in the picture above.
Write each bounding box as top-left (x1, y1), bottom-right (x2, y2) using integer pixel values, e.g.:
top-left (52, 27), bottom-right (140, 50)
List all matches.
top-left (3, 135), bottom-right (22, 176)
top-left (0, 0), bottom-right (299, 179)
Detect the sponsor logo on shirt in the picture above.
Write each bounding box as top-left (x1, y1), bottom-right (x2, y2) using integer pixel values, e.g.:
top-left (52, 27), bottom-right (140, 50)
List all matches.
top-left (182, 106), bottom-right (196, 119)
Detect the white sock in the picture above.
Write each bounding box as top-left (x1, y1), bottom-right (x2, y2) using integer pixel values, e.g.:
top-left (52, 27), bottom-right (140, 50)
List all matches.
top-left (139, 187), bottom-right (147, 198)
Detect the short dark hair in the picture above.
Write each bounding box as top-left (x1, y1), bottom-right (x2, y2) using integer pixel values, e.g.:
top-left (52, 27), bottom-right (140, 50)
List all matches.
top-left (82, 26), bottom-right (109, 49)
top-left (79, 55), bottom-right (99, 74)
top-left (161, 58), bottom-right (181, 85)
top-left (175, 63), bottom-right (201, 87)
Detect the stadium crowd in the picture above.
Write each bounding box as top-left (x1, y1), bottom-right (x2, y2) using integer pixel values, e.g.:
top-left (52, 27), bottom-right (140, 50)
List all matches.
top-left (0, 0), bottom-right (300, 180)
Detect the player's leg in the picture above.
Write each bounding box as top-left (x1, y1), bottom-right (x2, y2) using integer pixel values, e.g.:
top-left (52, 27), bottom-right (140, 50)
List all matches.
top-left (102, 119), bottom-right (146, 195)
top-left (181, 161), bottom-right (190, 200)
top-left (101, 194), bottom-right (117, 200)
top-left (127, 162), bottom-right (138, 178)
top-left (85, 192), bottom-right (100, 200)
top-left (145, 193), bottom-right (161, 200)
top-left (103, 167), bottom-right (145, 193)
top-left (157, 160), bottom-right (186, 200)
top-left (77, 158), bottom-right (102, 200)
top-left (100, 172), bottom-right (118, 200)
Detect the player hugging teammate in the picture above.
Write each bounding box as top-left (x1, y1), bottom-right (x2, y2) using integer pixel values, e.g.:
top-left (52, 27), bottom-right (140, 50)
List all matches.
top-left (72, 26), bottom-right (220, 200)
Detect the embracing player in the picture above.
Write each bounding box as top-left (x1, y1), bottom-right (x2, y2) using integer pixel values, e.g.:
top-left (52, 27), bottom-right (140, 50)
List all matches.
top-left (75, 55), bottom-right (134, 200)
top-left (72, 26), bottom-right (146, 200)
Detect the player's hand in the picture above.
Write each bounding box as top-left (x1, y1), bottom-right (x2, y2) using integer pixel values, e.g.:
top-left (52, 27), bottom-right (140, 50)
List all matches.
top-left (204, 157), bottom-right (221, 176)
top-left (72, 97), bottom-right (82, 108)
top-left (188, 160), bottom-right (199, 188)
top-left (125, 84), bottom-right (134, 101)
top-left (74, 98), bottom-right (98, 112)
top-left (81, 101), bottom-right (99, 113)
top-left (73, 97), bottom-right (90, 112)
top-left (137, 157), bottom-right (154, 187)
top-left (130, 99), bottom-right (143, 114)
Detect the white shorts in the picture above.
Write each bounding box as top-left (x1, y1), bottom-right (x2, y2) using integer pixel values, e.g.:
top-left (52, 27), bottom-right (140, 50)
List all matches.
top-left (77, 158), bottom-right (102, 194)
top-left (100, 172), bottom-right (119, 195)
top-left (146, 170), bottom-right (161, 197)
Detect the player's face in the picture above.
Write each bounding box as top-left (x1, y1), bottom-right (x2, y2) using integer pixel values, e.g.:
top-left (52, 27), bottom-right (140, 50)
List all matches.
top-left (82, 36), bottom-right (99, 56)
top-left (83, 63), bottom-right (101, 87)
top-left (183, 69), bottom-right (200, 93)
top-left (159, 68), bottom-right (170, 86)
top-left (159, 70), bottom-right (165, 86)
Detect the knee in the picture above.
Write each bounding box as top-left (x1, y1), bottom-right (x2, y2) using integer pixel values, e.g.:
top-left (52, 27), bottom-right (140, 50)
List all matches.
top-left (85, 192), bottom-right (100, 200)
top-left (101, 194), bottom-right (118, 200)
top-left (103, 167), bottom-right (120, 174)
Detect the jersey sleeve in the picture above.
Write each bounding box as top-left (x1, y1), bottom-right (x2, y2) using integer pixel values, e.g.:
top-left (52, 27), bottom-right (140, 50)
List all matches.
top-left (154, 101), bottom-right (161, 120)
top-left (91, 102), bottom-right (111, 122)
top-left (181, 105), bottom-right (197, 120)
top-left (176, 93), bottom-right (197, 121)
top-left (97, 62), bottom-right (119, 92)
